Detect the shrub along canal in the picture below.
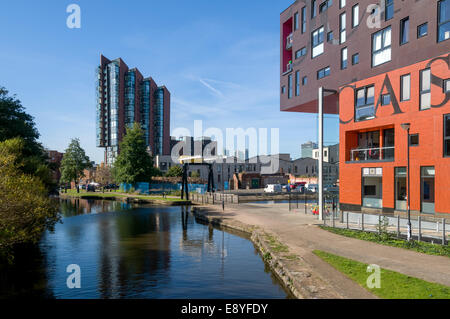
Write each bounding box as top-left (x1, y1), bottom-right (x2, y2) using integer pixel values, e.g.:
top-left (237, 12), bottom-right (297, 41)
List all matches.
top-left (2, 198), bottom-right (291, 298)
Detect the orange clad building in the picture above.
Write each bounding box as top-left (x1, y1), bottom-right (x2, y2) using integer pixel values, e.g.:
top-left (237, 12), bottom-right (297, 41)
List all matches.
top-left (339, 54), bottom-right (450, 215)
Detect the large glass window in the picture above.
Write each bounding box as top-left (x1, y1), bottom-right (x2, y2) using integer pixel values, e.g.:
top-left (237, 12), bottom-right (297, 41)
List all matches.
top-left (421, 167), bottom-right (435, 214)
top-left (352, 4), bottom-right (359, 28)
top-left (400, 74), bottom-right (411, 101)
top-left (355, 85), bottom-right (375, 121)
top-left (340, 0), bottom-right (346, 8)
top-left (383, 128), bottom-right (395, 160)
top-left (445, 114), bottom-right (450, 157)
top-left (385, 0), bottom-right (394, 21)
top-left (295, 70), bottom-right (300, 96)
top-left (400, 17), bottom-right (409, 45)
top-left (362, 168), bottom-right (383, 208)
top-left (420, 68), bottom-right (431, 110)
top-left (340, 12), bottom-right (346, 44)
top-left (312, 26), bottom-right (325, 58)
top-left (372, 27), bottom-right (391, 67)
top-left (438, 0), bottom-right (450, 42)
top-left (301, 7), bottom-right (307, 33)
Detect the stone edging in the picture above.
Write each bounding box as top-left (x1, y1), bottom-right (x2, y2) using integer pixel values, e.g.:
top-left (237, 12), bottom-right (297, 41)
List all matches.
top-left (192, 206), bottom-right (335, 299)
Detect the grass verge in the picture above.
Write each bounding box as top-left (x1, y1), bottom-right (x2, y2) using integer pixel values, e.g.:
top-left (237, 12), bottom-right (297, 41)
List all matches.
top-left (320, 226), bottom-right (449, 258)
top-left (313, 250), bottom-right (450, 299)
top-left (61, 190), bottom-right (187, 202)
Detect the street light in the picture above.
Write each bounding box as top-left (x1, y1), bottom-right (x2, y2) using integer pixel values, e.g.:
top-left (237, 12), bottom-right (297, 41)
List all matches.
top-left (401, 123), bottom-right (412, 241)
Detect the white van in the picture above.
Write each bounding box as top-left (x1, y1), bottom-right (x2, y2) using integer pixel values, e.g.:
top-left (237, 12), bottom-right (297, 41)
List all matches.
top-left (307, 184), bottom-right (318, 192)
top-left (264, 184), bottom-right (282, 193)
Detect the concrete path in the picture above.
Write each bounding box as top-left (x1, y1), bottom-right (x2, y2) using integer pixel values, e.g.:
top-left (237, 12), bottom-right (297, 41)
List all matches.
top-left (199, 202), bottom-right (450, 289)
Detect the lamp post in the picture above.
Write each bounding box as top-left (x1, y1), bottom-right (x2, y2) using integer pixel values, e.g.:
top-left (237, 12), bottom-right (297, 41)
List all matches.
top-left (401, 123), bottom-right (412, 241)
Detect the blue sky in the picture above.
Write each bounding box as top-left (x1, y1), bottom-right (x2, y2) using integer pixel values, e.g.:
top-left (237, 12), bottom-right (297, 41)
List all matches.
top-left (0, 0), bottom-right (339, 163)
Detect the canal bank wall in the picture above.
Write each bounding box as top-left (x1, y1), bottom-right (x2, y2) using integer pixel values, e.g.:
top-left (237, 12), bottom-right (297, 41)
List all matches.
top-left (193, 206), bottom-right (346, 299)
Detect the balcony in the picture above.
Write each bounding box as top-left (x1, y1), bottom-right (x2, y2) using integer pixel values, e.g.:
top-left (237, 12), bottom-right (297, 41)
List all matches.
top-left (282, 62), bottom-right (293, 76)
top-left (286, 33), bottom-right (293, 50)
top-left (350, 146), bottom-right (395, 162)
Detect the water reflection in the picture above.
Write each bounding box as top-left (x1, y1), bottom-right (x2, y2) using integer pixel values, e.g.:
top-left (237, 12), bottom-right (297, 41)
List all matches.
top-left (2, 199), bottom-right (289, 299)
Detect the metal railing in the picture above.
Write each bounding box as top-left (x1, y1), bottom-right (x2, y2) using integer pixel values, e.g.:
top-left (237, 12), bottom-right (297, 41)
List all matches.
top-left (350, 146), bottom-right (395, 162)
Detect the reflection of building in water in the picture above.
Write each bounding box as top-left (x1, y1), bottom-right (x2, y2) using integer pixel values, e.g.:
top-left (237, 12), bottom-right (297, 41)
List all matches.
top-left (179, 208), bottom-right (228, 260)
top-left (95, 204), bottom-right (172, 297)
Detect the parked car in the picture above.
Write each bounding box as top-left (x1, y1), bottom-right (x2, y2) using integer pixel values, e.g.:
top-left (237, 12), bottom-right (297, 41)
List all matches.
top-left (307, 184), bottom-right (318, 193)
top-left (86, 184), bottom-right (96, 192)
top-left (264, 184), bottom-right (282, 193)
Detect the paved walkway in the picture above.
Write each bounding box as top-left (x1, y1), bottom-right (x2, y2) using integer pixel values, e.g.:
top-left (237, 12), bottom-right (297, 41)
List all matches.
top-left (199, 202), bottom-right (450, 289)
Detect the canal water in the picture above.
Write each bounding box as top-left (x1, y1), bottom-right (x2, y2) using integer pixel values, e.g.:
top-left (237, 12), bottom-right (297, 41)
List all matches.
top-left (1, 199), bottom-right (290, 299)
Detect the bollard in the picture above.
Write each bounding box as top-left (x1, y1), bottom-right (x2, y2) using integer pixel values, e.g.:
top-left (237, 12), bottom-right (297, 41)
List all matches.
top-left (289, 193), bottom-right (291, 211)
top-left (418, 216), bottom-right (422, 242)
top-left (378, 215), bottom-right (381, 235)
top-left (442, 219), bottom-right (446, 246)
top-left (332, 209), bottom-right (335, 228)
top-left (397, 215), bottom-right (400, 238)
top-left (361, 213), bottom-right (364, 231)
top-left (346, 212), bottom-right (349, 229)
top-left (304, 193), bottom-right (307, 215)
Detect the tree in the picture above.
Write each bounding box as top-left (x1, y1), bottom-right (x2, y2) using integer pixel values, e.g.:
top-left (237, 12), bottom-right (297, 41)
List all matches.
top-left (191, 171), bottom-right (200, 178)
top-left (60, 138), bottom-right (91, 192)
top-left (113, 123), bottom-right (155, 185)
top-left (95, 164), bottom-right (113, 192)
top-left (0, 139), bottom-right (60, 263)
top-left (0, 87), bottom-right (54, 190)
top-left (165, 166), bottom-right (183, 177)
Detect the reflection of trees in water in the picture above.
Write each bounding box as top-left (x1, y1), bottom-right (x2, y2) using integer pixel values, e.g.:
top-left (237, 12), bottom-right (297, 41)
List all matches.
top-left (96, 206), bottom-right (172, 298)
top-left (0, 243), bottom-right (54, 298)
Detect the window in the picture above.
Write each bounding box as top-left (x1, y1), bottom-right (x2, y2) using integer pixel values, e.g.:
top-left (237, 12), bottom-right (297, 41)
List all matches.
top-left (420, 68), bottom-right (431, 110)
top-left (400, 74), bottom-right (411, 101)
top-left (372, 26), bottom-right (391, 67)
top-left (319, 0), bottom-right (332, 13)
top-left (355, 85), bottom-right (375, 121)
top-left (302, 76), bottom-right (308, 85)
top-left (281, 86), bottom-right (285, 94)
top-left (417, 23), bottom-right (428, 38)
top-left (295, 47), bottom-right (307, 59)
top-left (341, 47), bottom-right (348, 69)
top-left (327, 31), bottom-right (333, 42)
top-left (301, 7), bottom-right (307, 33)
top-left (352, 53), bottom-right (359, 65)
top-left (445, 114), bottom-right (450, 156)
top-left (294, 12), bottom-right (299, 31)
top-left (444, 79), bottom-right (450, 93)
top-left (381, 93), bottom-right (391, 105)
top-left (421, 166), bottom-right (435, 214)
top-left (295, 70), bottom-right (300, 96)
top-left (288, 74), bottom-right (293, 99)
top-left (340, 0), bottom-right (346, 8)
top-left (317, 66), bottom-right (330, 79)
top-left (395, 167), bottom-right (407, 210)
top-left (312, 26), bottom-right (325, 58)
top-left (340, 12), bottom-right (346, 43)
top-left (438, 0), bottom-right (450, 42)
top-left (352, 4), bottom-right (359, 27)
top-left (312, 0), bottom-right (317, 18)
top-left (400, 17), bottom-right (409, 45)
top-left (364, 185), bottom-right (377, 196)
top-left (385, 0), bottom-right (394, 21)
top-left (409, 134), bottom-right (419, 146)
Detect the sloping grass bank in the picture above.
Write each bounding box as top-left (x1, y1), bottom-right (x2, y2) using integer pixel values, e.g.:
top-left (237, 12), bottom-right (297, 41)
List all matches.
top-left (313, 250), bottom-right (450, 299)
top-left (320, 226), bottom-right (450, 258)
top-left (60, 190), bottom-right (187, 202)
